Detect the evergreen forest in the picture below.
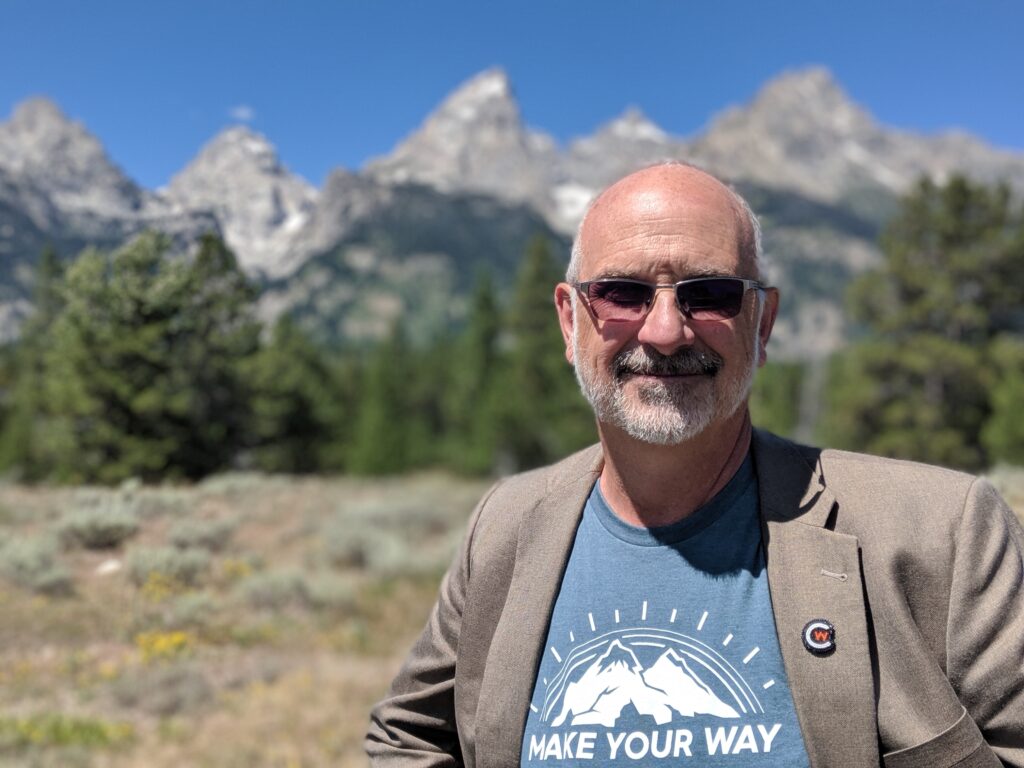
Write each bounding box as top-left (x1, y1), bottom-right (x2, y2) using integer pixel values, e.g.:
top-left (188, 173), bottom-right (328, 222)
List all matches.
top-left (0, 175), bottom-right (1021, 485)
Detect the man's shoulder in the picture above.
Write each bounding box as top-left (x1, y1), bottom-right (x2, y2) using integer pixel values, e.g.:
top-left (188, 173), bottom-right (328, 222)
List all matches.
top-left (754, 429), bottom-right (989, 545)
top-left (820, 446), bottom-right (976, 492)
top-left (755, 428), bottom-right (978, 496)
top-left (467, 444), bottom-right (603, 542)
top-left (493, 443), bottom-right (604, 499)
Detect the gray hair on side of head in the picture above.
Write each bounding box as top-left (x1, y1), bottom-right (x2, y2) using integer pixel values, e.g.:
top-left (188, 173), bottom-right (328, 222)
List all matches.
top-left (565, 160), bottom-right (764, 284)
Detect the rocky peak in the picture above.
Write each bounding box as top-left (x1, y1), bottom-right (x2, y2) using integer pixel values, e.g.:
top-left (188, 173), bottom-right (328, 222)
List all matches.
top-left (165, 126), bottom-right (317, 277)
top-left (4, 97), bottom-right (72, 137)
top-left (603, 106), bottom-right (670, 143)
top-left (364, 67), bottom-right (557, 204)
top-left (562, 106), bottom-right (681, 194)
top-left (0, 97), bottom-right (145, 214)
top-left (438, 67), bottom-right (518, 125)
top-left (741, 67), bottom-right (876, 137)
top-left (756, 68), bottom-right (851, 107)
top-left (689, 67), bottom-right (893, 199)
top-left (171, 126), bottom-right (291, 180)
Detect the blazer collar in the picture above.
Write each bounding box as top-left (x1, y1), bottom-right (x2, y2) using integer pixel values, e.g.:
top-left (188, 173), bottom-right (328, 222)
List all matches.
top-left (750, 428), bottom-right (836, 527)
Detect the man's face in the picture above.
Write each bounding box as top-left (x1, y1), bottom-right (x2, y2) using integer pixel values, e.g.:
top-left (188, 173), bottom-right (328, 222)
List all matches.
top-left (556, 168), bottom-right (778, 445)
top-left (569, 292), bottom-right (764, 445)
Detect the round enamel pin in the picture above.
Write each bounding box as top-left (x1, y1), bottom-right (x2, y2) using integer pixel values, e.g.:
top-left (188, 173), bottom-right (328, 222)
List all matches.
top-left (802, 619), bottom-right (836, 655)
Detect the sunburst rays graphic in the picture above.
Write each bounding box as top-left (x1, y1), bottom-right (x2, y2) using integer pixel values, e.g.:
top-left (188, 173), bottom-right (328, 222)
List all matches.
top-left (536, 603), bottom-right (771, 727)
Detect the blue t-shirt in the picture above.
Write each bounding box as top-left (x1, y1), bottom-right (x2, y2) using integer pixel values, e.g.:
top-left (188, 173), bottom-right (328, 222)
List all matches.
top-left (521, 456), bottom-right (809, 766)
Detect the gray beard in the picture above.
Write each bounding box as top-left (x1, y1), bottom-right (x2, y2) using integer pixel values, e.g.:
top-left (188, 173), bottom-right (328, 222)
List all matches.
top-left (571, 299), bottom-right (761, 445)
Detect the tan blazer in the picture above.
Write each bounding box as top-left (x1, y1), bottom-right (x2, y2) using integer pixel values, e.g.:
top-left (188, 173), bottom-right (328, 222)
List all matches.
top-left (367, 430), bottom-right (1024, 767)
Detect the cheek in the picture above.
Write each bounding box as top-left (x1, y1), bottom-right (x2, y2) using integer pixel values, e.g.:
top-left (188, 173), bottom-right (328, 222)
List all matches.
top-left (588, 324), bottom-right (637, 366)
top-left (692, 322), bottom-right (735, 352)
top-left (693, 320), bottom-right (757, 366)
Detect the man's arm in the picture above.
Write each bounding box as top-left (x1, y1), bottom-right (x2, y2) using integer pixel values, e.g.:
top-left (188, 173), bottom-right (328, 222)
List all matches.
top-left (948, 477), bottom-right (1024, 766)
top-left (365, 483), bottom-right (498, 766)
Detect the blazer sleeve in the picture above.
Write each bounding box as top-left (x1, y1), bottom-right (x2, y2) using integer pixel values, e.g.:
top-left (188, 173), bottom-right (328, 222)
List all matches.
top-left (365, 482), bottom-right (500, 766)
top-left (946, 477), bottom-right (1024, 766)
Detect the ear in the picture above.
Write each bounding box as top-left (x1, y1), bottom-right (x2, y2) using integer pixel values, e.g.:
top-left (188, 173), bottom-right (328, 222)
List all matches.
top-left (555, 282), bottom-right (576, 364)
top-left (756, 287), bottom-right (780, 367)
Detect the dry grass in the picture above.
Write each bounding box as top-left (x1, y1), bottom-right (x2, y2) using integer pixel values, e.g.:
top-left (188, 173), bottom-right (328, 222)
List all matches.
top-left (0, 473), bottom-right (489, 768)
top-left (0, 468), bottom-right (1020, 767)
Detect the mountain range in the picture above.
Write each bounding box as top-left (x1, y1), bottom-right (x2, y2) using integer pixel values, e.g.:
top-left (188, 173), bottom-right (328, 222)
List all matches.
top-left (550, 640), bottom-right (739, 727)
top-left (2, 67), bottom-right (1021, 354)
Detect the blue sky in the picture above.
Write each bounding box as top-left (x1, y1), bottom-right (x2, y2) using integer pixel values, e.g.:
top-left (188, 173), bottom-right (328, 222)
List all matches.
top-left (2, 0), bottom-right (1021, 189)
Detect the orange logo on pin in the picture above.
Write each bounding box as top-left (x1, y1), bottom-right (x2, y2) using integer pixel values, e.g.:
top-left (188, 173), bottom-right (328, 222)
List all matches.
top-left (802, 619), bottom-right (836, 655)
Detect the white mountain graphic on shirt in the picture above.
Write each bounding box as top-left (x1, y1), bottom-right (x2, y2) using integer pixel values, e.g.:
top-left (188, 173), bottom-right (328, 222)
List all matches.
top-left (551, 640), bottom-right (739, 727)
top-left (642, 648), bottom-right (740, 718)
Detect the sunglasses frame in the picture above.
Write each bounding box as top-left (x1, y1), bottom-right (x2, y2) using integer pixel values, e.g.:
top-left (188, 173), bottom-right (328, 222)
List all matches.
top-left (573, 276), bottom-right (766, 322)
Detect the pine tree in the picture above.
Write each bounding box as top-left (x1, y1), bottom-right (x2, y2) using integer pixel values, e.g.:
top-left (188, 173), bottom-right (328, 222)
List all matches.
top-left (347, 322), bottom-right (415, 475)
top-left (981, 335), bottom-right (1024, 465)
top-left (497, 235), bottom-right (595, 470)
top-left (749, 362), bottom-right (804, 437)
top-left (248, 316), bottom-right (350, 473)
top-left (443, 270), bottom-right (502, 473)
top-left (38, 233), bottom-right (259, 483)
top-left (821, 176), bottom-right (1024, 470)
top-left (847, 176), bottom-right (1022, 344)
top-left (165, 234), bottom-right (261, 475)
top-left (0, 246), bottom-right (66, 475)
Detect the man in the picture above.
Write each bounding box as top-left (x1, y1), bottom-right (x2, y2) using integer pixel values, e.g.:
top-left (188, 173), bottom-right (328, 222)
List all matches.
top-left (367, 163), bottom-right (1024, 767)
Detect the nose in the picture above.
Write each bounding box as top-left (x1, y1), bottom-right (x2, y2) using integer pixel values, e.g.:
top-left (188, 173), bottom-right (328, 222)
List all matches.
top-left (635, 287), bottom-right (696, 355)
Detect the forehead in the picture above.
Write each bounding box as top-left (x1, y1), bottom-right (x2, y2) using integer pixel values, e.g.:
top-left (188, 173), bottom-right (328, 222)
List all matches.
top-left (580, 171), bottom-right (748, 279)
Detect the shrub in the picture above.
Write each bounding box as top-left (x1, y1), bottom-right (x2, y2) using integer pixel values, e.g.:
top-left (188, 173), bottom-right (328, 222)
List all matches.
top-left (216, 556), bottom-right (256, 585)
top-left (322, 484), bottom-right (474, 580)
top-left (111, 661), bottom-right (212, 716)
top-left (0, 536), bottom-right (72, 595)
top-left (322, 516), bottom-right (454, 578)
top-left (235, 568), bottom-right (306, 611)
top-left (196, 472), bottom-right (274, 495)
top-left (58, 499), bottom-right (139, 549)
top-left (340, 495), bottom-right (464, 536)
top-left (232, 568), bottom-right (357, 615)
top-left (322, 521), bottom-right (406, 572)
top-left (168, 518), bottom-right (236, 552)
top-left (126, 547), bottom-right (210, 589)
top-left (165, 592), bottom-right (218, 630)
top-left (134, 489), bottom-right (190, 519)
top-left (302, 571), bottom-right (357, 615)
top-left (0, 503), bottom-right (22, 525)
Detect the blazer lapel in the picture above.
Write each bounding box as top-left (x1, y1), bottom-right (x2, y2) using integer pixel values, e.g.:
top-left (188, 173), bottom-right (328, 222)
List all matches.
top-left (475, 448), bottom-right (602, 768)
top-left (753, 431), bottom-right (880, 768)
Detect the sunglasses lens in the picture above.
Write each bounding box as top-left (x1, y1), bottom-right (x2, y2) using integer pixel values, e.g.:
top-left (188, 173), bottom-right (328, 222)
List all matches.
top-left (586, 281), bottom-right (653, 320)
top-left (677, 279), bottom-right (746, 320)
top-left (582, 277), bottom-right (754, 321)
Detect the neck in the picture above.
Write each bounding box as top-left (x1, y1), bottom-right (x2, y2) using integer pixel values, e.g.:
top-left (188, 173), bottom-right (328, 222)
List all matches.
top-left (597, 410), bottom-right (753, 528)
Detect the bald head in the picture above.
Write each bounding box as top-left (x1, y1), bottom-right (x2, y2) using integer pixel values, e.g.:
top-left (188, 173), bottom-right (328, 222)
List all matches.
top-left (567, 163), bottom-right (762, 283)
